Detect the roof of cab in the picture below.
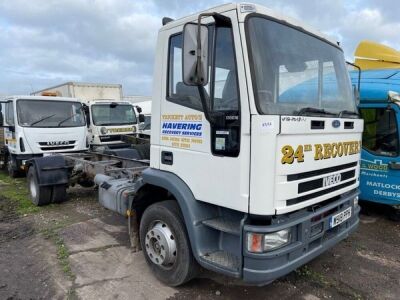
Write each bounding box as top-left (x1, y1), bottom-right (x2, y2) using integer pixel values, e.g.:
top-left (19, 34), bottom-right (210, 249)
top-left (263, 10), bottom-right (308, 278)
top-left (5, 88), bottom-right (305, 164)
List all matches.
top-left (350, 68), bottom-right (400, 102)
top-left (160, 2), bottom-right (337, 46)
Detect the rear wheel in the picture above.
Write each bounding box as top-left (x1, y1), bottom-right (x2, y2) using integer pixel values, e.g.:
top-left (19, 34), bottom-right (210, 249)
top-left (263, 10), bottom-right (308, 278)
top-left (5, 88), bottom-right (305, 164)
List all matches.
top-left (51, 185), bottom-right (67, 203)
top-left (27, 166), bottom-right (52, 206)
top-left (140, 200), bottom-right (198, 286)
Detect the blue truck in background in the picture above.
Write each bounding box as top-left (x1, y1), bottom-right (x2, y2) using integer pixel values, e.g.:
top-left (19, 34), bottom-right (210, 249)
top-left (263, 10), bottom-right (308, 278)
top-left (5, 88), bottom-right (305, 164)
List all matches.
top-left (350, 69), bottom-right (400, 219)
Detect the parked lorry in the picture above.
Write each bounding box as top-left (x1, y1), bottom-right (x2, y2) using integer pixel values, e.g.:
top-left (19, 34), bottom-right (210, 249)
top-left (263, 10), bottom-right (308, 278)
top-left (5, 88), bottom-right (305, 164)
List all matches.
top-left (350, 68), bottom-right (400, 218)
top-left (32, 82), bottom-right (139, 149)
top-left (0, 95), bottom-right (88, 177)
top-left (25, 3), bottom-right (362, 286)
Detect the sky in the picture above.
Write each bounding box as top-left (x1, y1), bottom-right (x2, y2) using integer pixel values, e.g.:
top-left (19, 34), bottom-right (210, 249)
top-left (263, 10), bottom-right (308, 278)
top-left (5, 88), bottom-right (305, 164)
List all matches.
top-left (0, 0), bottom-right (399, 96)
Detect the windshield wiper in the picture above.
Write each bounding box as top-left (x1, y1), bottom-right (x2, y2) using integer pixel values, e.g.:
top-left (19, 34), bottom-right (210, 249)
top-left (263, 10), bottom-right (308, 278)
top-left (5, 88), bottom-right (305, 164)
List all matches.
top-left (29, 114), bottom-right (56, 126)
top-left (58, 114), bottom-right (80, 126)
top-left (296, 107), bottom-right (336, 116)
top-left (338, 110), bottom-right (359, 118)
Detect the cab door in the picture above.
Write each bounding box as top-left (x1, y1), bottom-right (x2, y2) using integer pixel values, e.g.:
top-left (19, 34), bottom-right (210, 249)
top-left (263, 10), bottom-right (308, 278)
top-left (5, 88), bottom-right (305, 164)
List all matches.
top-left (359, 103), bottom-right (400, 205)
top-left (158, 10), bottom-right (250, 213)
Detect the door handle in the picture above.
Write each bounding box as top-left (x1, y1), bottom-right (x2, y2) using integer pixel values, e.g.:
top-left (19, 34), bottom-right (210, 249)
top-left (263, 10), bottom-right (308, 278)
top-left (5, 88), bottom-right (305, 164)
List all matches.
top-left (161, 151), bottom-right (173, 165)
top-left (389, 161), bottom-right (400, 170)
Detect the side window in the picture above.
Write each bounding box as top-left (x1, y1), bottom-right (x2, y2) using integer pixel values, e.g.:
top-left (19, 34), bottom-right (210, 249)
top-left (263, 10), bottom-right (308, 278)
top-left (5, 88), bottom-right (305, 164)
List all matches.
top-left (360, 108), bottom-right (399, 157)
top-left (5, 102), bottom-right (14, 126)
top-left (212, 27), bottom-right (239, 111)
top-left (167, 34), bottom-right (203, 111)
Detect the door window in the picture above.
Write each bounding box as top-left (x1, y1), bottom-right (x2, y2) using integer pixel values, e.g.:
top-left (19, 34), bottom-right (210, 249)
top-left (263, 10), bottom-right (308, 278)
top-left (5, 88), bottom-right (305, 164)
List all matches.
top-left (211, 27), bottom-right (239, 111)
top-left (167, 34), bottom-right (204, 111)
top-left (360, 107), bottom-right (399, 157)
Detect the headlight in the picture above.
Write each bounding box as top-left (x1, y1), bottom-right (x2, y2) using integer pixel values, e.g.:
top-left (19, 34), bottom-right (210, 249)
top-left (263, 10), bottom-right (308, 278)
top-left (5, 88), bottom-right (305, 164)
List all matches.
top-left (247, 229), bottom-right (291, 253)
top-left (264, 229), bottom-right (291, 251)
top-left (100, 127), bottom-right (107, 135)
top-left (132, 126), bottom-right (137, 133)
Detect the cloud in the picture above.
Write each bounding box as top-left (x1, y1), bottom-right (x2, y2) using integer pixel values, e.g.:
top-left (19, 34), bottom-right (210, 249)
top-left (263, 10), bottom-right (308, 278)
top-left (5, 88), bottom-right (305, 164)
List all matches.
top-left (0, 0), bottom-right (399, 96)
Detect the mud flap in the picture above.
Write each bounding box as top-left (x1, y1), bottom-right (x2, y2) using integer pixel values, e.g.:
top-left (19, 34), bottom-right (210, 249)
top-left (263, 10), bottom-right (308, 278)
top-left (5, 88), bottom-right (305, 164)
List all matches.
top-left (27, 155), bottom-right (69, 186)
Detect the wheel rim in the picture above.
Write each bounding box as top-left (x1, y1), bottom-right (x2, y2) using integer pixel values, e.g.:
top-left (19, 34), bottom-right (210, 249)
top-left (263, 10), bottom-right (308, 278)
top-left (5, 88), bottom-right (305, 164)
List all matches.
top-left (29, 178), bottom-right (37, 199)
top-left (145, 221), bottom-right (177, 268)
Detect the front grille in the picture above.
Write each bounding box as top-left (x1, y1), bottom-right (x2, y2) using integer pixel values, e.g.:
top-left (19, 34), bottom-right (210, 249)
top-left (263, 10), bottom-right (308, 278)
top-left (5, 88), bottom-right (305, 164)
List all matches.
top-left (287, 180), bottom-right (356, 206)
top-left (298, 170), bottom-right (356, 193)
top-left (38, 141), bottom-right (75, 146)
top-left (39, 140), bottom-right (76, 151)
top-left (40, 145), bottom-right (75, 151)
top-left (99, 135), bottom-right (123, 142)
top-left (287, 162), bottom-right (358, 181)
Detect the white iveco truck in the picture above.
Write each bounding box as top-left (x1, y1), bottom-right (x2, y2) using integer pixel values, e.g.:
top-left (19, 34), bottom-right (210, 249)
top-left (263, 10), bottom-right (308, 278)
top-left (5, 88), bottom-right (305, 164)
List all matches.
top-left (0, 96), bottom-right (88, 177)
top-left (25, 3), bottom-right (362, 286)
top-left (32, 82), bottom-right (139, 149)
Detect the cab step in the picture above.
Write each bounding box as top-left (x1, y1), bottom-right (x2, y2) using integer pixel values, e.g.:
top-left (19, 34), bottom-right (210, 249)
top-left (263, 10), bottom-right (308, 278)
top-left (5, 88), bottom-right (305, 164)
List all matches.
top-left (201, 250), bottom-right (240, 272)
top-left (201, 217), bottom-right (241, 236)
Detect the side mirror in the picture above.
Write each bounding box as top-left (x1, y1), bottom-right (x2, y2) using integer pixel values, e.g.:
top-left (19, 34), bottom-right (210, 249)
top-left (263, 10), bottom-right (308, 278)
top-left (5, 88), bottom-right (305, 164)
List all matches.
top-left (138, 114), bottom-right (145, 123)
top-left (182, 23), bottom-right (209, 86)
top-left (136, 106), bottom-right (142, 114)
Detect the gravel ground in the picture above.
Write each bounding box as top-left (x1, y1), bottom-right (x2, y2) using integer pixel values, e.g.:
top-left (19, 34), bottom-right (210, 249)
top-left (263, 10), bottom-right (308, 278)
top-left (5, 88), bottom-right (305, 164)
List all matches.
top-left (0, 172), bottom-right (399, 300)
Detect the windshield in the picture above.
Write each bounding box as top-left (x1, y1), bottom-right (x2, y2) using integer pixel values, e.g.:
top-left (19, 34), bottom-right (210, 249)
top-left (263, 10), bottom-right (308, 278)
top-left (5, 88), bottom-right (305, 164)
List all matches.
top-left (91, 104), bottom-right (137, 126)
top-left (247, 16), bottom-right (356, 116)
top-left (17, 100), bottom-right (85, 127)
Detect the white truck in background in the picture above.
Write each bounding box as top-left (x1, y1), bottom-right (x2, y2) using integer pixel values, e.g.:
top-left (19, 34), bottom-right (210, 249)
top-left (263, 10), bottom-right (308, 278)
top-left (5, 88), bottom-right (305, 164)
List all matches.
top-left (32, 82), bottom-right (139, 149)
top-left (0, 96), bottom-right (88, 177)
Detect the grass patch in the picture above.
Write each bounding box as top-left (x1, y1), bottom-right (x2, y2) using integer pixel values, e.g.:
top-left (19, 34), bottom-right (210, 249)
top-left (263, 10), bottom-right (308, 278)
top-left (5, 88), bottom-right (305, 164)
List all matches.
top-left (0, 171), bottom-right (40, 214)
top-left (295, 265), bottom-right (330, 287)
top-left (42, 227), bottom-right (75, 281)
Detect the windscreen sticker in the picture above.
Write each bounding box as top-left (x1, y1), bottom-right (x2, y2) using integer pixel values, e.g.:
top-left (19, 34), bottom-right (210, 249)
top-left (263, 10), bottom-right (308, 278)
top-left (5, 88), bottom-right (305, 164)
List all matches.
top-left (161, 114), bottom-right (203, 149)
top-left (261, 121), bottom-right (274, 132)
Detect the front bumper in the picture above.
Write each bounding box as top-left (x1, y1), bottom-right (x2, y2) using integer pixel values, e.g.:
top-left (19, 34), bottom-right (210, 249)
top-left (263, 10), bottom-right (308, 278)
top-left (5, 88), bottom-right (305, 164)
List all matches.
top-left (242, 190), bottom-right (360, 284)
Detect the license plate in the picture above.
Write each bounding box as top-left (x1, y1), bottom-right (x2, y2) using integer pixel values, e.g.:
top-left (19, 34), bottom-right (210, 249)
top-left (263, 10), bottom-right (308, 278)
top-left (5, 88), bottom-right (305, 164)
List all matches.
top-left (329, 207), bottom-right (352, 228)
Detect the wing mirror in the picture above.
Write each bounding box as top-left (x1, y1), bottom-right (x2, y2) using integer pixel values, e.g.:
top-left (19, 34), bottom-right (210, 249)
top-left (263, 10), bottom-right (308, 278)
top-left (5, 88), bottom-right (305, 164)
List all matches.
top-left (138, 113), bottom-right (145, 123)
top-left (182, 23), bottom-right (209, 86)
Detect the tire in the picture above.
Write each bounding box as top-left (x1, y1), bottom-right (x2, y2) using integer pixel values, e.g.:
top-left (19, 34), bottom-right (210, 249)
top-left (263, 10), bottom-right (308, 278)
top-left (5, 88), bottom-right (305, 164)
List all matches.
top-left (140, 200), bottom-right (198, 286)
top-left (51, 185), bottom-right (67, 203)
top-left (7, 154), bottom-right (20, 178)
top-left (27, 166), bottom-right (52, 206)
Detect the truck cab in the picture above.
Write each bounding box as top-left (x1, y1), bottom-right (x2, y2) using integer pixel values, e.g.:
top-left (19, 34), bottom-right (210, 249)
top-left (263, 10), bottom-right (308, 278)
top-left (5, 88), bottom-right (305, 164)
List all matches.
top-left (84, 99), bottom-right (138, 149)
top-left (145, 2), bottom-right (362, 285)
top-left (350, 69), bottom-right (400, 211)
top-left (0, 96), bottom-right (88, 176)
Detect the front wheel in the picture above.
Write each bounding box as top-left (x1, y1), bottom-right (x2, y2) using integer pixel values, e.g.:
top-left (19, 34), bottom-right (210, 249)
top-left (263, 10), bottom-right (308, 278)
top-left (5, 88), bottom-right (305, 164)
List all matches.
top-left (139, 200), bottom-right (198, 286)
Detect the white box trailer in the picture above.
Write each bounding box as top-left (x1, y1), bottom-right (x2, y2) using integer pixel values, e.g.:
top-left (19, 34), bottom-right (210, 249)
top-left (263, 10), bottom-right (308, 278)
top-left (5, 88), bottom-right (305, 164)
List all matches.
top-left (32, 83), bottom-right (139, 149)
top-left (32, 82), bottom-right (123, 101)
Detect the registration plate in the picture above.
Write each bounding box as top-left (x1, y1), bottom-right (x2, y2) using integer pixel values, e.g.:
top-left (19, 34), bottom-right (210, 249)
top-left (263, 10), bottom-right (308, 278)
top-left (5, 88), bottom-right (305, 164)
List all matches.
top-left (329, 207), bottom-right (352, 228)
